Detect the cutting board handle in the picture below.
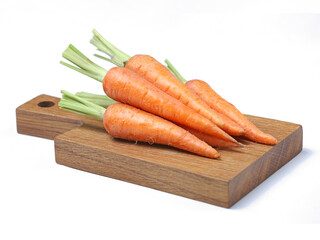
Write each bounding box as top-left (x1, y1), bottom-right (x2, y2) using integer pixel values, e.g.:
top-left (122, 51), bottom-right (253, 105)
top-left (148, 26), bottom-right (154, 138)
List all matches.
top-left (16, 94), bottom-right (102, 140)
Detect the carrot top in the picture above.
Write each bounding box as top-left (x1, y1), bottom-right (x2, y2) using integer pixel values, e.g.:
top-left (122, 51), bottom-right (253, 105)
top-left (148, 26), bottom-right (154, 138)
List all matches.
top-left (75, 91), bottom-right (118, 107)
top-left (60, 44), bottom-right (107, 82)
top-left (58, 90), bottom-right (110, 120)
top-left (89, 31), bottom-right (187, 85)
top-left (91, 29), bottom-right (131, 67)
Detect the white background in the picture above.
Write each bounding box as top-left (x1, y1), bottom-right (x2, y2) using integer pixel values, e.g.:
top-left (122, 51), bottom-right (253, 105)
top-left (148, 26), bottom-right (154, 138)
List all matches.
top-left (1, 0), bottom-right (320, 238)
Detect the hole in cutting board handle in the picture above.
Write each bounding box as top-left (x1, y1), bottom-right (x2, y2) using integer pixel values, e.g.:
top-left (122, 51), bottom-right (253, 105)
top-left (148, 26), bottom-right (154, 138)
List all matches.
top-left (38, 101), bottom-right (55, 108)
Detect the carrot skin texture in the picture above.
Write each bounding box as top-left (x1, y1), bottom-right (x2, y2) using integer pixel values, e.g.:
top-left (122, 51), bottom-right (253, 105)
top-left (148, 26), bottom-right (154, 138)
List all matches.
top-left (179, 125), bottom-right (241, 147)
top-left (103, 103), bottom-right (219, 159)
top-left (103, 67), bottom-right (237, 143)
top-left (185, 80), bottom-right (277, 145)
top-left (216, 112), bottom-right (245, 136)
top-left (126, 55), bottom-right (244, 136)
top-left (125, 55), bottom-right (227, 127)
top-left (75, 91), bottom-right (240, 147)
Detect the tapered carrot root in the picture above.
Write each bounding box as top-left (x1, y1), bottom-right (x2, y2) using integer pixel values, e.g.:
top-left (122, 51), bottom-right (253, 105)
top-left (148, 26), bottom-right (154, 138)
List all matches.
top-left (60, 45), bottom-right (239, 145)
top-left (165, 59), bottom-right (277, 145)
top-left (164, 59), bottom-right (245, 136)
top-left (89, 32), bottom-right (244, 136)
top-left (104, 103), bottom-right (220, 158)
top-left (186, 80), bottom-right (277, 145)
top-left (59, 90), bottom-right (219, 159)
top-left (125, 55), bottom-right (224, 126)
top-left (104, 67), bottom-right (238, 144)
top-left (76, 91), bottom-right (242, 148)
top-left (216, 112), bottom-right (245, 136)
top-left (127, 55), bottom-right (244, 136)
top-left (179, 125), bottom-right (242, 148)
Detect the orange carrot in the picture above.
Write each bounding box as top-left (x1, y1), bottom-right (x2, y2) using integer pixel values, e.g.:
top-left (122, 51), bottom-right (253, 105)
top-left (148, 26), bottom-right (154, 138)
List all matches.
top-left (165, 60), bottom-right (277, 145)
top-left (59, 91), bottom-right (219, 158)
top-left (105, 67), bottom-right (237, 143)
top-left (179, 125), bottom-right (242, 148)
top-left (60, 45), bottom-right (239, 144)
top-left (90, 30), bottom-right (245, 137)
top-left (186, 80), bottom-right (277, 144)
top-left (75, 91), bottom-right (242, 148)
top-left (126, 55), bottom-right (243, 135)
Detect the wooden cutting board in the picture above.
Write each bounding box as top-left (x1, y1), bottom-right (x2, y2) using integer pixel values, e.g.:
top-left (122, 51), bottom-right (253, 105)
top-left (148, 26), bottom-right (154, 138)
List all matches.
top-left (16, 94), bottom-right (303, 208)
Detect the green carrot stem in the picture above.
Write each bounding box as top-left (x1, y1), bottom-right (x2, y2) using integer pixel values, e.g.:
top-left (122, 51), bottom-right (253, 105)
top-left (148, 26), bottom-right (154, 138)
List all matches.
top-left (92, 29), bottom-right (131, 61)
top-left (58, 90), bottom-right (108, 120)
top-left (90, 35), bottom-right (124, 67)
top-left (91, 29), bottom-right (131, 66)
top-left (75, 91), bottom-right (112, 100)
top-left (81, 99), bottom-right (113, 108)
top-left (59, 99), bottom-right (102, 119)
top-left (61, 44), bottom-right (108, 83)
top-left (93, 54), bottom-right (115, 64)
top-left (73, 91), bottom-right (121, 108)
top-left (90, 36), bottom-right (114, 57)
top-left (75, 91), bottom-right (118, 108)
top-left (60, 61), bottom-right (103, 82)
top-left (165, 59), bottom-right (187, 84)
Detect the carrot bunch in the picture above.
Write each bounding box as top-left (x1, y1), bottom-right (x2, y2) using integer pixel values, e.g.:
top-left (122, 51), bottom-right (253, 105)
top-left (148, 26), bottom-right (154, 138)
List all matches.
top-left (165, 60), bottom-right (277, 145)
top-left (58, 30), bottom-right (277, 159)
top-left (90, 30), bottom-right (277, 145)
top-left (75, 91), bottom-right (242, 148)
top-left (59, 90), bottom-right (219, 159)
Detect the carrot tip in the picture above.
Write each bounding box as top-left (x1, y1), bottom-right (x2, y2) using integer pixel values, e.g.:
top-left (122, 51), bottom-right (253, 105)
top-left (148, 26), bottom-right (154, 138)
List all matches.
top-left (237, 142), bottom-right (246, 148)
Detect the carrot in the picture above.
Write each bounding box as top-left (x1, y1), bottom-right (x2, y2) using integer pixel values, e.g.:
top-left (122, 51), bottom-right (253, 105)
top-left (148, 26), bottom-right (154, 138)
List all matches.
top-left (165, 60), bottom-right (277, 145)
top-left (75, 91), bottom-right (241, 148)
top-left (58, 90), bottom-right (219, 159)
top-left (181, 125), bottom-right (243, 148)
top-left (90, 30), bottom-right (245, 136)
top-left (60, 44), bottom-right (239, 144)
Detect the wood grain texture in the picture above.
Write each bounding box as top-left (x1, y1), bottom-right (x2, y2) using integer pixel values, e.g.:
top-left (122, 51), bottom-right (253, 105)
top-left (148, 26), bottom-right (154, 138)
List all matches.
top-left (17, 95), bottom-right (303, 207)
top-left (16, 94), bottom-right (103, 139)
